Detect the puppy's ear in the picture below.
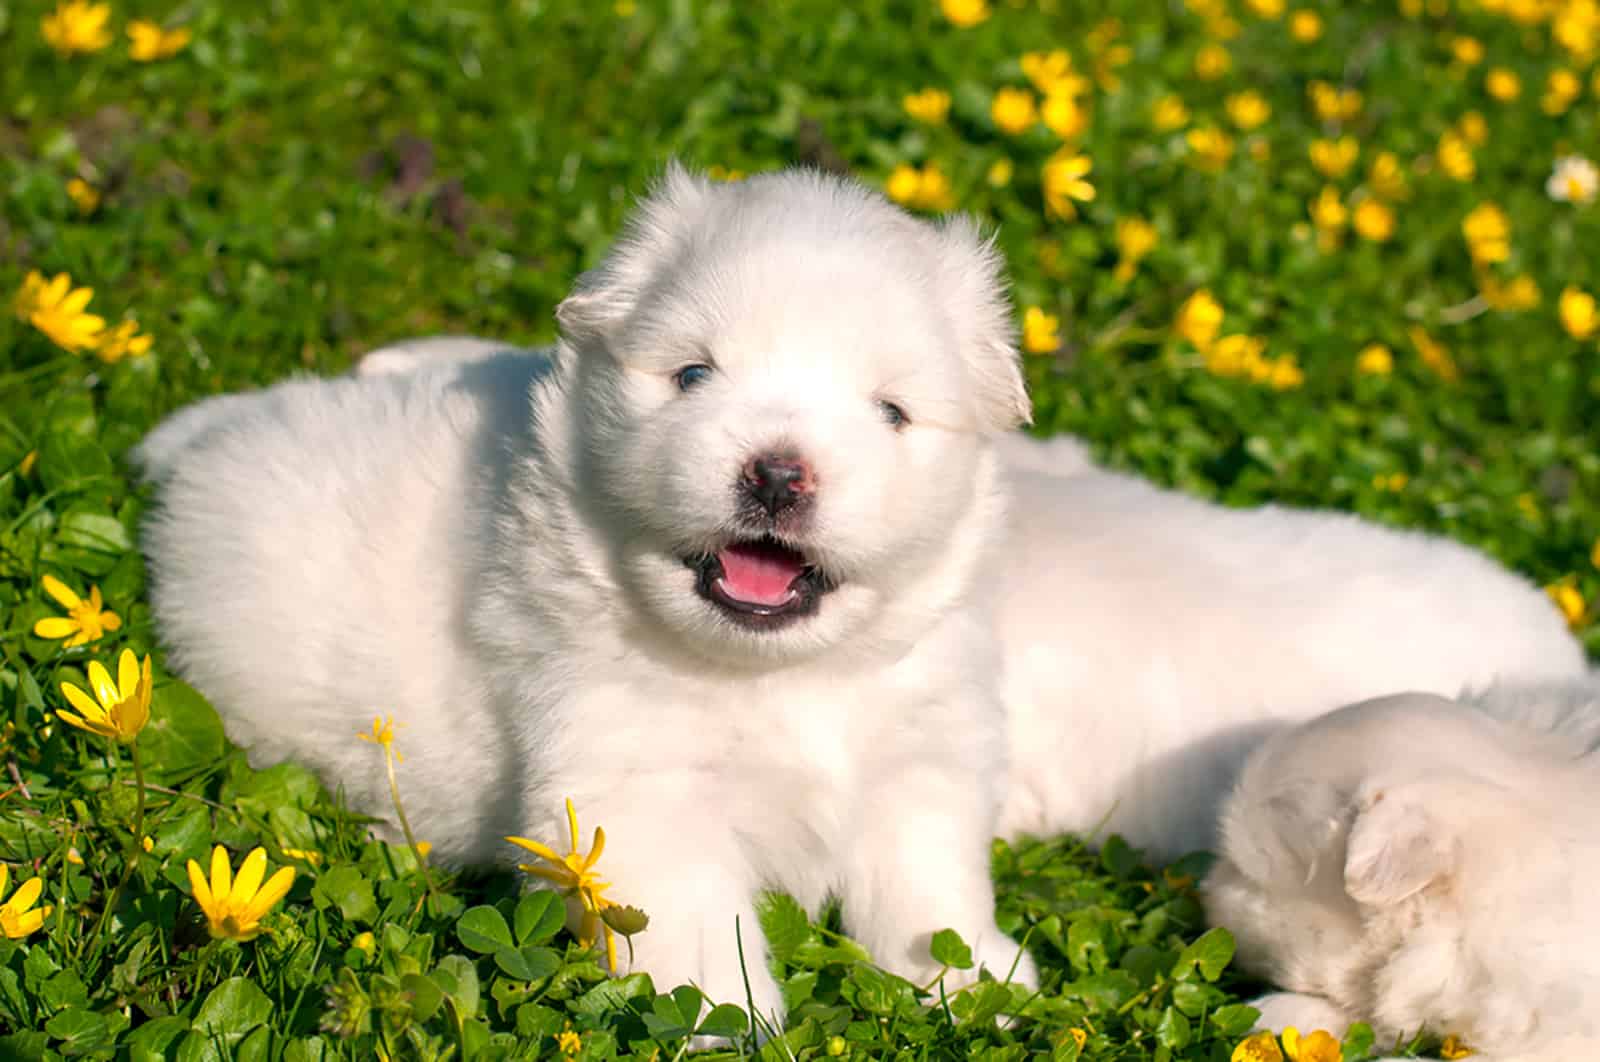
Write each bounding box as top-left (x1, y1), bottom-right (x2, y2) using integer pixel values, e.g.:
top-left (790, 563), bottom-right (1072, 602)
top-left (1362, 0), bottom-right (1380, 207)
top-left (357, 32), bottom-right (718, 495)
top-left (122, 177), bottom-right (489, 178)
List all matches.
top-left (932, 216), bottom-right (1032, 432)
top-left (1344, 782), bottom-right (1461, 906)
top-left (556, 162), bottom-right (714, 344)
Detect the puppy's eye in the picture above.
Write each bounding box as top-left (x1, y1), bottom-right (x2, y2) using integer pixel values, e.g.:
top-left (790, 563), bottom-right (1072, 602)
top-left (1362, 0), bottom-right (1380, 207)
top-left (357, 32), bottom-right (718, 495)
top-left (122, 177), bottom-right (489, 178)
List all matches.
top-left (876, 399), bottom-right (910, 430)
top-left (673, 364), bottom-right (714, 391)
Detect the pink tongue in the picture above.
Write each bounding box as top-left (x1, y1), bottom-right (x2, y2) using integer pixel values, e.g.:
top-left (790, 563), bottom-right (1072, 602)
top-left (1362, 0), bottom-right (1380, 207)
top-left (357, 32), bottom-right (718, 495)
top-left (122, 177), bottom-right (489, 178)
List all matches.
top-left (717, 542), bottom-right (805, 606)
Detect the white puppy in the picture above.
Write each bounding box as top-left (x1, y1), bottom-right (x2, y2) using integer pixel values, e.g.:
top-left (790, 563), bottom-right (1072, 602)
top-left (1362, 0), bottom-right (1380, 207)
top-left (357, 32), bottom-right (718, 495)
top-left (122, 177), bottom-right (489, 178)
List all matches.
top-left (1205, 683), bottom-right (1600, 1060)
top-left (137, 168), bottom-right (1038, 1025)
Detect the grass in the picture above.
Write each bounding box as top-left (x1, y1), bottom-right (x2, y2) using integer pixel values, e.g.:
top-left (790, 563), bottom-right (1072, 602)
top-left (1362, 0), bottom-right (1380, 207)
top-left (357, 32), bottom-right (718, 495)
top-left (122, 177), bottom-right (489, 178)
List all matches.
top-left (2, 0), bottom-right (1598, 1057)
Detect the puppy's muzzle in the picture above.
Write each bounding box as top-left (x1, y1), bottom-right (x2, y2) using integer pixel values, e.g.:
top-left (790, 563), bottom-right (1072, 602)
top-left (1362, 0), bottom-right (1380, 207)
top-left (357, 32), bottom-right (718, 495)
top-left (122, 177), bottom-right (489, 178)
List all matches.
top-left (742, 453), bottom-right (814, 517)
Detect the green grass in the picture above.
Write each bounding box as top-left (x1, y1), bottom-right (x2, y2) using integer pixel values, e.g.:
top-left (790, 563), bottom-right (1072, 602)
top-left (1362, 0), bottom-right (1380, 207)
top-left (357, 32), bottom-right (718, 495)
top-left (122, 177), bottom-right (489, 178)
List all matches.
top-left (2, 0), bottom-right (1598, 1057)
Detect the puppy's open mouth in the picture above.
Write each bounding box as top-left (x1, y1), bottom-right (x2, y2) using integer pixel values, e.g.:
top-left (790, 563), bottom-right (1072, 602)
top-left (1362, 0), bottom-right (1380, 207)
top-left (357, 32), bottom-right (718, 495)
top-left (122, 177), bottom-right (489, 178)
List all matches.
top-left (687, 537), bottom-right (835, 627)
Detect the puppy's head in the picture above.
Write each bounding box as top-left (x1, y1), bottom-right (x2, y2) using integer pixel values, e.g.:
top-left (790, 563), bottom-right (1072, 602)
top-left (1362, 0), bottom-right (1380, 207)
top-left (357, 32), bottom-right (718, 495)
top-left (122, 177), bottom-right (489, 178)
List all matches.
top-left (554, 165), bottom-right (1029, 664)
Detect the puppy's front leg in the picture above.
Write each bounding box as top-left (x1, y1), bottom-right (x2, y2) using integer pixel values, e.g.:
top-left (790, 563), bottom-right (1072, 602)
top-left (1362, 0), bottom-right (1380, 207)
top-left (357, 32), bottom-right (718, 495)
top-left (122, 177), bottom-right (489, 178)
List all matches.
top-left (839, 764), bottom-right (1037, 991)
top-left (1247, 992), bottom-right (1354, 1035)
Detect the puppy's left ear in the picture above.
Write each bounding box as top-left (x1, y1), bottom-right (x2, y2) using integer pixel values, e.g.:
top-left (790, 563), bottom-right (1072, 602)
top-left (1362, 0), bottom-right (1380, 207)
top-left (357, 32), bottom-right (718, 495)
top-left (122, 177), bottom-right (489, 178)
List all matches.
top-left (1343, 781), bottom-right (1462, 906)
top-left (933, 216), bottom-right (1032, 432)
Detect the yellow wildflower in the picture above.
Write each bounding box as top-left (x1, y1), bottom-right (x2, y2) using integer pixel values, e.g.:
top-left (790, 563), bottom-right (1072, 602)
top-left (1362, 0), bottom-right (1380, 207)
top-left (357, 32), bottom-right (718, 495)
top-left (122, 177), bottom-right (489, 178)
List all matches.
top-left (1310, 186), bottom-right (1348, 250)
top-left (1226, 90), bottom-right (1272, 130)
top-left (66, 178), bottom-right (100, 215)
top-left (1232, 1032), bottom-right (1285, 1062)
top-left (558, 1026), bottom-right (583, 1058)
top-left (1356, 343), bottom-right (1394, 375)
top-left (1560, 287), bottom-right (1598, 339)
top-left (987, 158), bottom-right (1014, 188)
top-left (1353, 198), bottom-right (1395, 242)
top-left (357, 715), bottom-right (403, 754)
top-left (1457, 111), bottom-right (1489, 147)
top-left (1547, 156), bottom-right (1598, 204)
top-left (1194, 43), bottom-right (1232, 79)
top-left (1309, 81), bottom-right (1363, 122)
top-left (1546, 581), bottom-right (1586, 627)
top-left (1485, 68), bottom-right (1521, 101)
top-left (1438, 132), bottom-right (1476, 180)
top-left (1451, 36), bottom-right (1485, 65)
top-left (1440, 1034), bottom-right (1475, 1059)
top-left (1289, 9), bottom-right (1323, 40)
top-left (914, 163), bottom-right (954, 211)
top-left (1094, 44), bottom-right (1132, 92)
top-left (941, 0), bottom-right (990, 27)
top-left (1480, 273), bottom-right (1541, 311)
top-left (1554, 1), bottom-right (1600, 59)
top-left (991, 87), bottom-right (1038, 135)
top-left (352, 931), bottom-right (377, 957)
top-left (1175, 289), bottom-right (1224, 350)
top-left (57, 649), bottom-right (153, 745)
top-left (903, 88), bottom-right (952, 124)
top-left (1368, 151), bottom-right (1408, 200)
top-left (187, 846), bottom-right (296, 941)
top-left (1067, 1027), bottom-right (1088, 1050)
top-left (0, 866), bottom-right (53, 940)
top-left (127, 20), bottom-right (191, 62)
top-left (1282, 1026), bottom-right (1341, 1062)
top-left (1022, 307), bottom-right (1061, 354)
top-left (1186, 126), bottom-right (1235, 171)
top-left (507, 799), bottom-right (629, 972)
top-left (1114, 216), bottom-right (1158, 282)
top-left (1591, 538), bottom-right (1600, 571)
top-left (1310, 137), bottom-right (1359, 178)
top-left (14, 270), bottom-right (105, 354)
top-left (1041, 150), bottom-right (1095, 219)
top-left (1021, 50), bottom-right (1073, 95)
top-left (41, 0), bottom-right (111, 57)
top-left (34, 574), bottom-right (121, 646)
top-left (96, 320), bottom-right (153, 364)
top-left (1042, 92), bottom-right (1089, 139)
top-left (1153, 95), bottom-right (1191, 131)
top-left (1542, 68), bottom-right (1581, 114)
top-left (1246, 0), bottom-right (1285, 17)
top-left (705, 165), bottom-right (744, 182)
top-left (1408, 325), bottom-right (1460, 381)
top-left (1206, 334), bottom-right (1268, 377)
top-left (1208, 14), bottom-right (1243, 38)
top-left (1462, 202), bottom-right (1511, 264)
top-left (281, 847), bottom-right (323, 866)
top-left (886, 164), bottom-right (924, 207)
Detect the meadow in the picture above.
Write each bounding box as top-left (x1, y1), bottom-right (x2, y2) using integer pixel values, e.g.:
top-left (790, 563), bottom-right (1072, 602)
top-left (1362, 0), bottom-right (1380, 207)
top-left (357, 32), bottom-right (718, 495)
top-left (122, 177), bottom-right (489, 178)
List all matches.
top-left (2, 0), bottom-right (1598, 1057)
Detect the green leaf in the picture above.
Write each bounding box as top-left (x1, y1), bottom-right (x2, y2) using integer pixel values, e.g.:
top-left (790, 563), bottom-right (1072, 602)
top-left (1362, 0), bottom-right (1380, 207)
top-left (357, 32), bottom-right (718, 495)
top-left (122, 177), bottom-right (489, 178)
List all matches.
top-left (1210, 1004), bottom-right (1262, 1037)
top-left (124, 1016), bottom-right (190, 1061)
top-left (191, 977), bottom-right (273, 1047)
top-left (1170, 926), bottom-right (1235, 983)
top-left (512, 890), bottom-right (564, 945)
top-left (456, 905), bottom-right (515, 954)
top-left (43, 1007), bottom-right (110, 1052)
top-left (311, 866), bottom-right (376, 925)
top-left (1154, 1006), bottom-right (1191, 1049)
top-left (431, 955), bottom-right (481, 1019)
top-left (929, 928), bottom-right (974, 970)
top-left (570, 973), bottom-right (652, 1020)
top-left (493, 944), bottom-right (560, 982)
top-left (401, 971), bottom-right (444, 1022)
top-left (757, 891), bottom-right (811, 965)
top-left (138, 679), bottom-right (227, 777)
top-left (695, 1003), bottom-right (750, 1040)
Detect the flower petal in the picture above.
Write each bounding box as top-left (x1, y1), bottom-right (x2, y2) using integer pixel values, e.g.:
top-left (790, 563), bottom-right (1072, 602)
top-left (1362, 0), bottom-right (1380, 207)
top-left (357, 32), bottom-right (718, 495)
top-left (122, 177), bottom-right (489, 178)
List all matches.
top-left (505, 836), bottom-right (564, 864)
top-left (230, 848), bottom-right (268, 908)
top-left (583, 826), bottom-right (606, 870)
top-left (9, 906), bottom-right (48, 937)
top-left (117, 649), bottom-right (139, 701)
top-left (4, 876), bottom-right (42, 914)
top-left (60, 682), bottom-right (106, 722)
top-left (0, 864), bottom-right (8, 897)
top-left (100, 611), bottom-right (122, 632)
top-left (210, 845), bottom-right (233, 904)
top-left (239, 866), bottom-right (295, 923)
top-left (187, 858), bottom-right (213, 911)
top-left (40, 574), bottom-right (81, 609)
top-left (33, 617), bottom-right (80, 639)
top-left (87, 660), bottom-right (118, 710)
top-left (565, 798), bottom-right (580, 853)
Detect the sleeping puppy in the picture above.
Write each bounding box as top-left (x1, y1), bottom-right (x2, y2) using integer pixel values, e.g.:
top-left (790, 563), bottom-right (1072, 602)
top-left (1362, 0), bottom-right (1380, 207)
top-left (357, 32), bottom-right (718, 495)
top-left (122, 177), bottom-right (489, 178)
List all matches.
top-left (1204, 682), bottom-right (1600, 1060)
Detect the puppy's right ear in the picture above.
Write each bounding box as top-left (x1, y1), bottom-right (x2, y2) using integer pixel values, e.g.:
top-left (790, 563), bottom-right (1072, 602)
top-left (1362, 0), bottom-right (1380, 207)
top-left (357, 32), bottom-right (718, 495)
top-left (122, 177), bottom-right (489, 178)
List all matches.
top-left (1343, 781), bottom-right (1462, 906)
top-left (556, 162), bottom-right (714, 344)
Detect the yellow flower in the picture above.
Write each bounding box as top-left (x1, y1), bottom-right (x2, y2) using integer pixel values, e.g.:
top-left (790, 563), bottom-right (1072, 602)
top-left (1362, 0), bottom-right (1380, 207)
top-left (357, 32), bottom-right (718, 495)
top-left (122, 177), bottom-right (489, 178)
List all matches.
top-left (1042, 150), bottom-right (1095, 219)
top-left (352, 931), bottom-right (377, 956)
top-left (1462, 202), bottom-right (1511, 264)
top-left (1591, 538), bottom-right (1600, 571)
top-left (1440, 1034), bottom-right (1475, 1059)
top-left (507, 799), bottom-right (629, 972)
top-left (1094, 44), bottom-right (1133, 92)
top-left (96, 320), bottom-right (153, 364)
top-left (1153, 95), bottom-right (1191, 131)
top-left (1408, 325), bottom-right (1460, 382)
top-left (1022, 50), bottom-right (1087, 96)
top-left (34, 575), bottom-right (122, 646)
top-left (357, 715), bottom-right (403, 758)
top-left (127, 20), bottom-right (191, 62)
top-left (886, 164), bottom-right (924, 207)
top-left (1541, 68), bottom-right (1581, 114)
top-left (1282, 1026), bottom-right (1342, 1062)
top-left (1356, 343), bottom-right (1394, 375)
top-left (1226, 90), bottom-right (1271, 130)
top-left (1042, 92), bottom-right (1089, 139)
top-left (1066, 1027), bottom-right (1088, 1050)
top-left (1289, 9), bottom-right (1323, 40)
top-left (903, 87), bottom-right (952, 124)
top-left (1245, 0), bottom-right (1285, 17)
top-left (187, 846), bottom-right (297, 941)
top-left (1310, 137), bottom-right (1359, 178)
top-left (1353, 198), bottom-right (1395, 242)
top-left (14, 271), bottom-right (105, 354)
top-left (705, 165), bottom-right (744, 182)
top-left (1309, 81), bottom-right (1363, 122)
top-left (1368, 151), bottom-right (1408, 200)
top-left (281, 846), bottom-right (323, 866)
top-left (1546, 581), bottom-right (1586, 627)
top-left (987, 158), bottom-right (1014, 188)
top-left (1554, 1), bottom-right (1600, 59)
top-left (1547, 155), bottom-right (1598, 204)
top-left (1310, 186), bottom-right (1348, 250)
top-left (1175, 289), bottom-right (1224, 350)
top-left (1485, 67), bottom-right (1521, 101)
top-left (1206, 334), bottom-right (1268, 377)
top-left (557, 1026), bottom-right (584, 1058)
top-left (1457, 111), bottom-right (1489, 147)
top-left (941, 0), bottom-right (990, 27)
top-left (66, 178), bottom-right (100, 215)
top-left (1232, 1032), bottom-right (1285, 1062)
top-left (0, 866), bottom-right (53, 940)
top-left (58, 649), bottom-right (153, 745)
top-left (1560, 286), bottom-right (1598, 339)
top-left (1022, 307), bottom-right (1060, 354)
top-left (1451, 35), bottom-right (1485, 65)
top-left (914, 163), bottom-right (955, 211)
top-left (991, 87), bottom-right (1038, 135)
top-left (1194, 43), bottom-right (1232, 79)
top-left (1480, 273), bottom-right (1540, 311)
top-left (1438, 132), bottom-right (1476, 180)
top-left (1186, 126), bottom-right (1235, 171)
top-left (41, 0), bottom-right (111, 57)
top-left (1114, 217), bottom-right (1158, 282)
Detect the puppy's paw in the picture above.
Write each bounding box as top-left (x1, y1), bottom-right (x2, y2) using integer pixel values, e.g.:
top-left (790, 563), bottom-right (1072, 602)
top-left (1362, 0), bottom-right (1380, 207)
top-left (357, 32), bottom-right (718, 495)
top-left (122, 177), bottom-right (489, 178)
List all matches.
top-left (624, 913), bottom-right (785, 1046)
top-left (1247, 991), bottom-right (1353, 1036)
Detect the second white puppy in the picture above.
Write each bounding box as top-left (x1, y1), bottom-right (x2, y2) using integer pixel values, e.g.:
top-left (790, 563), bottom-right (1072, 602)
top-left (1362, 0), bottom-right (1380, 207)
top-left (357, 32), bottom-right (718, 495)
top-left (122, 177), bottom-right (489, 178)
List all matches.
top-left (1205, 682), bottom-right (1600, 1060)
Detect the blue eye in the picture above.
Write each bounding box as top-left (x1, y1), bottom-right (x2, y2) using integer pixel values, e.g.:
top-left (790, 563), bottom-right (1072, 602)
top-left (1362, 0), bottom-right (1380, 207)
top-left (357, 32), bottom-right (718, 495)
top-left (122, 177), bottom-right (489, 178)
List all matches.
top-left (877, 399), bottom-right (910, 429)
top-left (674, 364), bottom-right (714, 391)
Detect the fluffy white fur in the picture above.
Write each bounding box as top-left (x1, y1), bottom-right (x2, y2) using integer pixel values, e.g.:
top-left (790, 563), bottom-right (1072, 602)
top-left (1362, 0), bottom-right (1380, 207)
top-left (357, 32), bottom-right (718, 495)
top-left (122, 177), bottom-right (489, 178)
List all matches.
top-left (136, 166), bottom-right (1587, 1029)
top-left (1205, 683), bottom-right (1600, 1060)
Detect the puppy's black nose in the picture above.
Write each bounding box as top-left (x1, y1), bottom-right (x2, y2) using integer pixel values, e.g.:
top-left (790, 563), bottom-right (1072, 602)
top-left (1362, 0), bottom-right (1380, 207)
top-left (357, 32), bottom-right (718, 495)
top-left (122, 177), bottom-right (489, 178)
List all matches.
top-left (743, 454), bottom-right (814, 516)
